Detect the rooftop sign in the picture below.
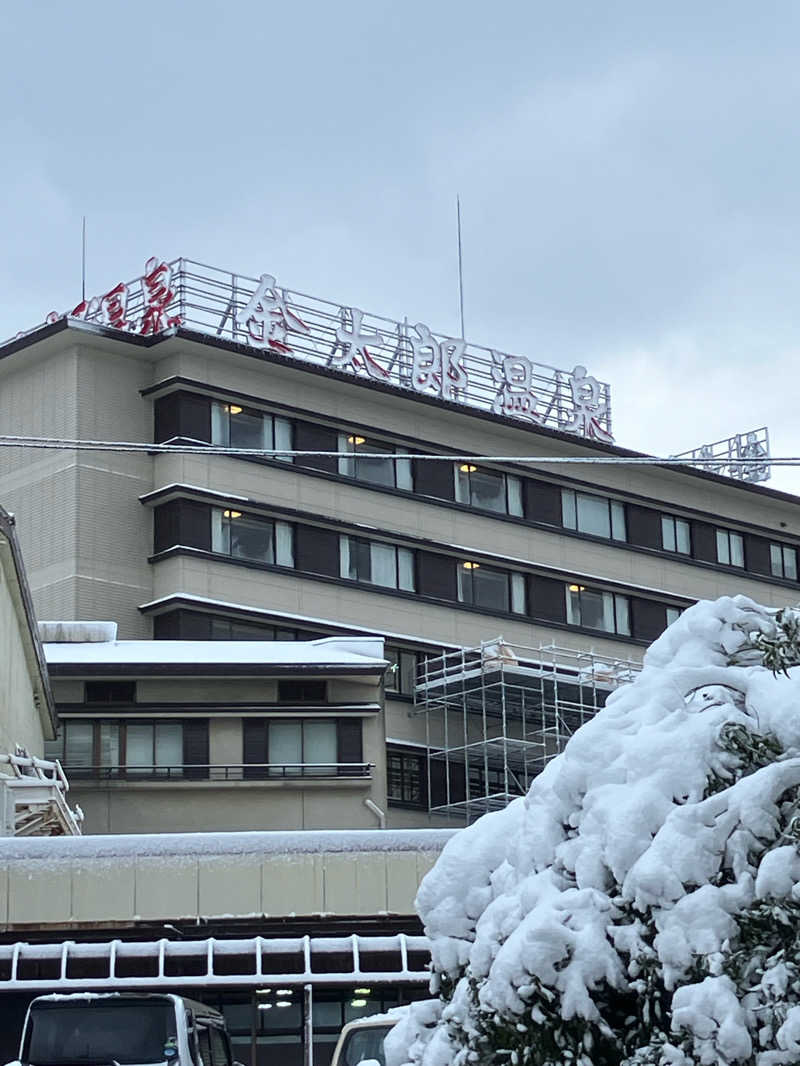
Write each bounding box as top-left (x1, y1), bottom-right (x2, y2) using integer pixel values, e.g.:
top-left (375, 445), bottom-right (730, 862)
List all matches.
top-left (15, 257), bottom-right (615, 445)
top-left (672, 428), bottom-right (771, 483)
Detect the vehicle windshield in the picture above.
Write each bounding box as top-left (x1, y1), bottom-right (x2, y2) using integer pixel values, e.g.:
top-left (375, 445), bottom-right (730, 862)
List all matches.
top-left (24, 1000), bottom-right (176, 1065)
top-left (340, 1024), bottom-right (393, 1066)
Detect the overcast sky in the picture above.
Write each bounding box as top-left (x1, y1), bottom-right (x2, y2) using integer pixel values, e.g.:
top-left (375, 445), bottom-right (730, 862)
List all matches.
top-left (2, 2), bottom-right (800, 490)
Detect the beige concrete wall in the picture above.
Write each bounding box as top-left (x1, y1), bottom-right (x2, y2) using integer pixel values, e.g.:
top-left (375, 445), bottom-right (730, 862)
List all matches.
top-left (0, 558), bottom-right (48, 756)
top-left (70, 778), bottom-right (381, 835)
top-left (0, 836), bottom-right (447, 927)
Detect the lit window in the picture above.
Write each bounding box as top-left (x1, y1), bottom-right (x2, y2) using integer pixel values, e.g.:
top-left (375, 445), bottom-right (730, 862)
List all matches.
top-left (770, 543), bottom-right (798, 581)
top-left (457, 561), bottom-right (510, 612)
top-left (340, 536), bottom-right (415, 591)
top-left (337, 433), bottom-right (413, 490)
top-left (566, 585), bottom-right (630, 636)
top-left (212, 509), bottom-right (294, 567)
top-left (661, 515), bottom-right (691, 554)
top-left (562, 490), bottom-right (626, 541)
top-left (454, 465), bottom-right (523, 516)
top-left (211, 401), bottom-right (293, 461)
top-left (716, 529), bottom-right (744, 567)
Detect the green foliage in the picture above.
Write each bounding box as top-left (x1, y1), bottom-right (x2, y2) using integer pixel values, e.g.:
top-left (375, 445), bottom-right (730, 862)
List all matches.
top-left (751, 607), bottom-right (800, 676)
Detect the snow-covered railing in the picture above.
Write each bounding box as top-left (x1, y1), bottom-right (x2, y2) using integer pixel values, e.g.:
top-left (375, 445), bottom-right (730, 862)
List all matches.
top-left (0, 751), bottom-right (82, 836)
top-left (0, 934), bottom-right (431, 992)
top-left (62, 762), bottom-right (373, 781)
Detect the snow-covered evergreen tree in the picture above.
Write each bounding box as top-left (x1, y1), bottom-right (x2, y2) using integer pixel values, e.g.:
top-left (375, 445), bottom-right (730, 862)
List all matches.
top-left (386, 597), bottom-right (800, 1066)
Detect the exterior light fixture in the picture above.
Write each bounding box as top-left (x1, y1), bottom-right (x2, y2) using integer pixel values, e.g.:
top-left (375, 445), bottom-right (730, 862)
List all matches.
top-left (459, 463), bottom-right (477, 473)
top-left (353, 988), bottom-right (371, 995)
top-left (347, 435), bottom-right (366, 445)
top-left (226, 404), bottom-right (243, 415)
top-left (462, 561), bottom-right (480, 570)
top-left (350, 999), bottom-right (368, 1008)
top-left (275, 988), bottom-right (293, 996)
top-left (222, 509), bottom-right (242, 519)
top-left (256, 988), bottom-right (272, 996)
top-left (569, 584), bottom-right (585, 592)
top-left (276, 1000), bottom-right (292, 1008)
top-left (258, 1003), bottom-right (273, 1011)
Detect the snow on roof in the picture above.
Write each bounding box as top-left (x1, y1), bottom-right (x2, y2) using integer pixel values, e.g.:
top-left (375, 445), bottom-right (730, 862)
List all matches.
top-left (44, 634), bottom-right (387, 670)
top-left (0, 827), bottom-right (457, 861)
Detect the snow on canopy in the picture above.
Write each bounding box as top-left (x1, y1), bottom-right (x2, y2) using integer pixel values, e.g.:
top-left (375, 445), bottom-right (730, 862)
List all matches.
top-left (388, 596), bottom-right (800, 1066)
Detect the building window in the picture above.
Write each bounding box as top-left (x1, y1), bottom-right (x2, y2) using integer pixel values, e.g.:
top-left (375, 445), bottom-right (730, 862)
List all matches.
top-left (212, 509), bottom-right (294, 567)
top-left (457, 562), bottom-right (524, 613)
top-left (566, 584), bottom-right (631, 636)
top-left (278, 680), bottom-right (327, 702)
top-left (337, 433), bottom-right (413, 490)
top-left (209, 617), bottom-right (304, 641)
top-left (211, 401), bottom-right (293, 459)
top-left (716, 529), bottom-right (745, 567)
top-left (561, 490), bottom-right (626, 541)
top-left (387, 752), bottom-right (425, 807)
top-left (454, 465), bottom-right (523, 516)
top-left (385, 648), bottom-right (418, 696)
top-left (244, 719), bottom-right (360, 778)
top-left (340, 536), bottom-right (415, 591)
top-left (770, 543), bottom-right (798, 581)
top-left (49, 720), bottom-right (200, 779)
top-left (661, 515), bottom-right (691, 555)
top-left (85, 681), bottom-right (136, 704)
top-left (666, 606), bottom-right (682, 627)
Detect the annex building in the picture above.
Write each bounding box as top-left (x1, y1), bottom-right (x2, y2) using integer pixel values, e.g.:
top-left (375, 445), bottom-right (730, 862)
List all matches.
top-left (0, 256), bottom-right (797, 826)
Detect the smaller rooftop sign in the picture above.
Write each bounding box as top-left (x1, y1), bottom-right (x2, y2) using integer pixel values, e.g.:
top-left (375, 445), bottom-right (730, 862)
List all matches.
top-left (672, 427), bottom-right (771, 483)
top-left (10, 257), bottom-right (615, 445)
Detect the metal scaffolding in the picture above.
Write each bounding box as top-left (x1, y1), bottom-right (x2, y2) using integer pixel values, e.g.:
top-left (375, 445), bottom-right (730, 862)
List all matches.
top-left (414, 639), bottom-right (641, 822)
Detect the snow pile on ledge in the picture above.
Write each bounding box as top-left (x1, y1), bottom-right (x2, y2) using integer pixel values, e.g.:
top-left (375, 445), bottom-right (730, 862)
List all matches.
top-left (391, 596), bottom-right (800, 1066)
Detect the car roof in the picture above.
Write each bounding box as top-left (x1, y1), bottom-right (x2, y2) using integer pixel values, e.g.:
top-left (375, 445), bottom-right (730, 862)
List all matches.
top-left (30, 992), bottom-right (225, 1025)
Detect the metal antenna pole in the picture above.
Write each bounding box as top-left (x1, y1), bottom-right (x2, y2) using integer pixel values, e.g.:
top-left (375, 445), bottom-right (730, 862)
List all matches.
top-left (457, 195), bottom-right (465, 339)
top-left (81, 216), bottom-right (86, 302)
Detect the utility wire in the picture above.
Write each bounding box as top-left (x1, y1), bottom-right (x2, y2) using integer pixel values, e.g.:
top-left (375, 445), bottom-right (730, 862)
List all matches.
top-left (0, 434), bottom-right (789, 467)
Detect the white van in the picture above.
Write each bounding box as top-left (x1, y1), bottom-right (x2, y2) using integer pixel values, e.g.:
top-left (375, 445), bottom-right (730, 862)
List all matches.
top-left (330, 1015), bottom-right (397, 1066)
top-left (16, 992), bottom-right (241, 1066)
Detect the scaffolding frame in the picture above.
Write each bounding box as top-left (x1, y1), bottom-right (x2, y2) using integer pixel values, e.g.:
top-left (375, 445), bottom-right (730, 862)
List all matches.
top-left (414, 639), bottom-right (641, 822)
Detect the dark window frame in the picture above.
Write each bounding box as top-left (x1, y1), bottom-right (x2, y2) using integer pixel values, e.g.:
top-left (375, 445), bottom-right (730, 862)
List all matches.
top-left (387, 751), bottom-right (426, 808)
top-left (716, 527), bottom-right (745, 568)
top-left (770, 542), bottom-right (798, 581)
top-left (661, 514), bottom-right (692, 555)
top-left (454, 463), bottom-right (522, 516)
top-left (561, 488), bottom-right (627, 542)
top-left (566, 584), bottom-right (631, 636)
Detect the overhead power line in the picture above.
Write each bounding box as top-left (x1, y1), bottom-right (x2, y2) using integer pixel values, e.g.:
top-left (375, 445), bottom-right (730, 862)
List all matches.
top-left (0, 434), bottom-right (793, 467)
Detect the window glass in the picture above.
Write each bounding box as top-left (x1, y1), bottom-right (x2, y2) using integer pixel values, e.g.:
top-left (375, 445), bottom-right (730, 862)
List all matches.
top-left (610, 501), bottom-right (627, 541)
top-left (397, 547), bottom-right (415, 591)
top-left (666, 606), bottom-right (682, 627)
top-left (208, 1028), bottom-right (231, 1066)
top-left (771, 543), bottom-right (797, 581)
top-left (566, 585), bottom-right (629, 635)
top-left (717, 529), bottom-right (744, 567)
top-left (576, 494), bottom-right (611, 538)
top-left (338, 433), bottom-right (398, 488)
top-left (675, 518), bottom-right (691, 554)
top-left (456, 464), bottom-right (509, 513)
top-left (371, 542), bottom-right (398, 588)
top-left (507, 476), bottom-right (523, 517)
top-left (274, 417), bottom-right (293, 461)
top-left (511, 572), bottom-right (527, 614)
top-left (227, 513), bottom-right (274, 564)
top-left (99, 723), bottom-right (120, 770)
top-left (662, 515), bottom-right (677, 552)
top-left (269, 720), bottom-right (302, 776)
top-left (385, 649), bottom-right (418, 695)
top-left (155, 722), bottom-right (183, 775)
top-left (229, 408), bottom-right (265, 450)
top-left (64, 722), bottom-right (93, 768)
top-left (387, 752), bottom-right (424, 805)
top-left (126, 723), bottom-right (154, 773)
top-left (561, 489), bottom-right (577, 529)
top-left (340, 536), bottom-right (414, 591)
top-left (303, 721), bottom-right (337, 775)
top-left (458, 563), bottom-right (510, 612)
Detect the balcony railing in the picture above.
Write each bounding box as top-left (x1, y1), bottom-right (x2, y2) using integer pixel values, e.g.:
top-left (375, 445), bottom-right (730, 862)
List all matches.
top-left (62, 762), bottom-right (373, 782)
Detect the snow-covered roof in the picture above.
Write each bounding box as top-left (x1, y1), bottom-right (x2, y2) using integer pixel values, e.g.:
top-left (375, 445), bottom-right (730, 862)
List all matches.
top-left (44, 634), bottom-right (387, 674)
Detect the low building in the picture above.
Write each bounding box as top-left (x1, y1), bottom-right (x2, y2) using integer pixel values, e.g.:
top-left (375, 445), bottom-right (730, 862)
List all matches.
top-left (0, 827), bottom-right (453, 1065)
top-left (41, 625), bottom-right (389, 835)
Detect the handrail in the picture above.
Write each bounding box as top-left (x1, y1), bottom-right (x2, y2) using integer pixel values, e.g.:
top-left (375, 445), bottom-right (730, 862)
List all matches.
top-left (61, 761), bottom-right (374, 782)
